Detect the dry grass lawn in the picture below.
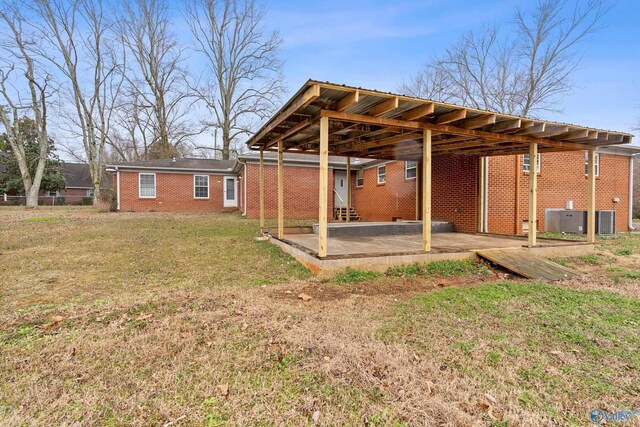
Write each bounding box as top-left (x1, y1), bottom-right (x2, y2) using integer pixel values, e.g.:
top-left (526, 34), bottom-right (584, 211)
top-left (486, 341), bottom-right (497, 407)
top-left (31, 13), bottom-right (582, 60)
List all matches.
top-left (1, 207), bottom-right (639, 426)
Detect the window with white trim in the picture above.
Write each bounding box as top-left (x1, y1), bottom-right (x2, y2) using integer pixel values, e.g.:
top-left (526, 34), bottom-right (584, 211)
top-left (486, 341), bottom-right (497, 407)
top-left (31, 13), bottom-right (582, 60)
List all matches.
top-left (139, 173), bottom-right (156, 198)
top-left (85, 189), bottom-right (94, 197)
top-left (194, 175), bottom-right (209, 198)
top-left (46, 190), bottom-right (60, 197)
top-left (584, 152), bottom-right (600, 177)
top-left (377, 165), bottom-right (386, 184)
top-left (356, 170), bottom-right (364, 187)
top-left (405, 161), bottom-right (417, 179)
top-left (522, 154), bottom-right (540, 173)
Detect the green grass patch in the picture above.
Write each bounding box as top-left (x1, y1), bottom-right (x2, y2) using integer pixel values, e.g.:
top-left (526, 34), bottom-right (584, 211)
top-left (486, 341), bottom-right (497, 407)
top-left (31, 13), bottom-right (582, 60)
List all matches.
top-left (548, 253), bottom-right (602, 266)
top-left (537, 232), bottom-right (584, 241)
top-left (333, 268), bottom-right (381, 284)
top-left (22, 216), bottom-right (60, 223)
top-left (608, 267), bottom-right (640, 284)
top-left (386, 259), bottom-right (489, 278)
top-left (381, 281), bottom-right (640, 424)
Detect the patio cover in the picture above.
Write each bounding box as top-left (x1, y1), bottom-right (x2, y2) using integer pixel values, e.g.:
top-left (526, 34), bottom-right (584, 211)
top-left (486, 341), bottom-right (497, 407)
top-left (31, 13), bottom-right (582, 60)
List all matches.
top-left (246, 80), bottom-right (632, 160)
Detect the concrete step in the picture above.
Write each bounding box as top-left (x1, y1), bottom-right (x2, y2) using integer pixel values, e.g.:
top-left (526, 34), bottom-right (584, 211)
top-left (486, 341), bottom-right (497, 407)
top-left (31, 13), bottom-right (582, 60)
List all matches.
top-left (313, 221), bottom-right (454, 237)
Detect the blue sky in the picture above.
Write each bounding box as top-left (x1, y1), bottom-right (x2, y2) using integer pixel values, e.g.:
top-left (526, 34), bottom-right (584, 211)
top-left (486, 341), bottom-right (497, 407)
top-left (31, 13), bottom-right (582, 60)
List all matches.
top-left (256, 0), bottom-right (640, 143)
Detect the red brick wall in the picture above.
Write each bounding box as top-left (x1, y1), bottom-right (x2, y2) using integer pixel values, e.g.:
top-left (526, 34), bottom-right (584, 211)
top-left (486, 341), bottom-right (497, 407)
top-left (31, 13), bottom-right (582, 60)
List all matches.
top-left (351, 158), bottom-right (479, 233)
top-left (352, 161), bottom-right (417, 221)
top-left (432, 156), bottom-right (479, 233)
top-left (488, 152), bottom-right (631, 234)
top-left (634, 158), bottom-right (639, 218)
top-left (117, 171), bottom-right (239, 212)
top-left (243, 162), bottom-right (335, 220)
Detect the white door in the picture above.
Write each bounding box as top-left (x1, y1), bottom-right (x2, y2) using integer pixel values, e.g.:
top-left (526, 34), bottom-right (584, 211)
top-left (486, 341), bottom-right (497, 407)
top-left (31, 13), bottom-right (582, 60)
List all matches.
top-left (223, 176), bottom-right (238, 207)
top-left (334, 171), bottom-right (347, 207)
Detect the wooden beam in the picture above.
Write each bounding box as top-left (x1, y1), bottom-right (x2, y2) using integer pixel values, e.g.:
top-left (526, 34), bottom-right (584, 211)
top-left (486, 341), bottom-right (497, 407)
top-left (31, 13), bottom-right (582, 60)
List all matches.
top-left (369, 96), bottom-right (399, 117)
top-left (587, 148), bottom-right (597, 243)
top-left (402, 102), bottom-right (434, 121)
top-left (478, 156), bottom-right (486, 233)
top-left (265, 119), bottom-right (313, 148)
top-left (277, 141), bottom-right (284, 239)
top-left (336, 90), bottom-right (359, 112)
top-left (514, 123), bottom-right (545, 136)
top-left (258, 84), bottom-right (320, 149)
top-left (346, 157), bottom-right (351, 223)
top-left (528, 143), bottom-right (537, 248)
top-left (318, 116), bottom-right (329, 258)
top-left (319, 110), bottom-right (592, 152)
top-left (459, 114), bottom-right (496, 129)
top-left (259, 149), bottom-right (265, 228)
top-left (423, 130), bottom-right (432, 252)
top-left (487, 119), bottom-right (522, 133)
top-left (551, 129), bottom-right (589, 141)
top-left (337, 131), bottom-right (422, 154)
top-left (435, 108), bottom-right (467, 124)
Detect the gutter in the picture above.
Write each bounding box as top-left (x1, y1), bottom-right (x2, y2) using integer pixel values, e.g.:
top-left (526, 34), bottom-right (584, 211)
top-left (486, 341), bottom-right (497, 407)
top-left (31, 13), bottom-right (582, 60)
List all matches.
top-left (484, 157), bottom-right (489, 233)
top-left (241, 160), bottom-right (247, 217)
top-left (105, 164), bottom-right (236, 174)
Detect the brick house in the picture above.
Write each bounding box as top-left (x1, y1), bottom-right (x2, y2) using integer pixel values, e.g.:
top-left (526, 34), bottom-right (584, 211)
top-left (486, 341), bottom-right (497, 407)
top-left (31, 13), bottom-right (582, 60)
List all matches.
top-left (107, 146), bottom-right (638, 234)
top-left (107, 158), bottom-right (240, 212)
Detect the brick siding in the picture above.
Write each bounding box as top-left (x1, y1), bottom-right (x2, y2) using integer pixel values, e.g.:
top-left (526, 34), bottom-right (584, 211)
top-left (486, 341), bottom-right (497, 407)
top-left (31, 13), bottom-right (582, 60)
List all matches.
top-left (243, 162), bottom-right (335, 220)
top-left (488, 152), bottom-right (631, 234)
top-left (117, 171), bottom-right (239, 212)
top-left (352, 161), bottom-right (417, 222)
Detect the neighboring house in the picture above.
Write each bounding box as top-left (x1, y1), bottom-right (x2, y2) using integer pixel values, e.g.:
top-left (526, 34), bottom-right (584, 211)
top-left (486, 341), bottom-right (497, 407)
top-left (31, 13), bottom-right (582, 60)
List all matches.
top-left (1, 162), bottom-right (111, 205)
top-left (107, 146), bottom-right (639, 234)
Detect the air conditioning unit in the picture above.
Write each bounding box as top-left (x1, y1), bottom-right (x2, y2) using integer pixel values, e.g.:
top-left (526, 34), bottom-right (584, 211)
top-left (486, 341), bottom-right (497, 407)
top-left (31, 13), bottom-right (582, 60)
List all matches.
top-left (596, 210), bottom-right (616, 235)
top-left (545, 209), bottom-right (616, 235)
top-left (545, 209), bottom-right (584, 234)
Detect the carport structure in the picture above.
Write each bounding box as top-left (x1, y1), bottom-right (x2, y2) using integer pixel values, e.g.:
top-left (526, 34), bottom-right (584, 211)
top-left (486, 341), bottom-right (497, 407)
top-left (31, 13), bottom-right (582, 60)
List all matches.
top-left (246, 80), bottom-right (632, 260)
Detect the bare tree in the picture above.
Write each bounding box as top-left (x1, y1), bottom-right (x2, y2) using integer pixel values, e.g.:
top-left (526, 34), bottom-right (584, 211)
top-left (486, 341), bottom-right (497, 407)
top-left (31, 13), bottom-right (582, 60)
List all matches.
top-left (30, 0), bottom-right (123, 204)
top-left (117, 0), bottom-right (198, 160)
top-left (0, 3), bottom-right (51, 207)
top-left (184, 0), bottom-right (284, 160)
top-left (401, 0), bottom-right (609, 117)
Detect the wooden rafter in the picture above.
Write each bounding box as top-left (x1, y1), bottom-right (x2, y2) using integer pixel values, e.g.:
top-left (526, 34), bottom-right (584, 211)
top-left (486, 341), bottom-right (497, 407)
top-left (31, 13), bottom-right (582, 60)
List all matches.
top-left (434, 108), bottom-right (467, 124)
top-left (336, 90), bottom-right (359, 112)
top-left (370, 96), bottom-right (399, 117)
top-left (402, 102), bottom-right (434, 121)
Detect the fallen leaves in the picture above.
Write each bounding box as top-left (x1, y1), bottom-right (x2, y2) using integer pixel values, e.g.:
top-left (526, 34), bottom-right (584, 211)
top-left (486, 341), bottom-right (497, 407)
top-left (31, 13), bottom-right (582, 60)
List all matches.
top-left (42, 315), bottom-right (65, 329)
top-left (298, 293), bottom-right (312, 302)
top-left (217, 384), bottom-right (229, 397)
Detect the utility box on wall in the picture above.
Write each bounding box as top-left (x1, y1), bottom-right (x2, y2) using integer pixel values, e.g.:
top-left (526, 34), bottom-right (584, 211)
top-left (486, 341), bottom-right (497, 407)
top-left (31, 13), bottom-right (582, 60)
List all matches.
top-left (545, 209), bottom-right (616, 235)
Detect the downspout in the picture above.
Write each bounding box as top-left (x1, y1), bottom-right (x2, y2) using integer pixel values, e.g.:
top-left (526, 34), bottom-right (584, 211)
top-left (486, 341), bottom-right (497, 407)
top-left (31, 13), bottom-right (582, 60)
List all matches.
top-left (243, 161), bottom-right (247, 217)
top-left (630, 154), bottom-right (637, 231)
top-left (483, 157), bottom-right (489, 233)
top-left (116, 167), bottom-right (121, 211)
top-left (514, 155), bottom-right (520, 235)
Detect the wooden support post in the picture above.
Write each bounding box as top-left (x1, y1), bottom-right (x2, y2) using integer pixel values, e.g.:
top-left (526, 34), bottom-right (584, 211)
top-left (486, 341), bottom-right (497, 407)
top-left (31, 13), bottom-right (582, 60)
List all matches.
top-left (415, 163), bottom-right (420, 220)
top-left (422, 130), bottom-right (432, 252)
top-left (587, 148), bottom-right (597, 243)
top-left (259, 149), bottom-right (265, 228)
top-left (478, 156), bottom-right (485, 233)
top-left (319, 117), bottom-right (329, 257)
top-left (528, 143), bottom-right (537, 247)
top-left (277, 141), bottom-right (284, 239)
top-left (346, 157), bottom-right (351, 223)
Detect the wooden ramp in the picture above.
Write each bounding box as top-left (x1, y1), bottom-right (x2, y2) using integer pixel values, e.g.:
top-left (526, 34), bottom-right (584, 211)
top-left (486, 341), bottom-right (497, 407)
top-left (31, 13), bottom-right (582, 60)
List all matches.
top-left (476, 249), bottom-right (580, 282)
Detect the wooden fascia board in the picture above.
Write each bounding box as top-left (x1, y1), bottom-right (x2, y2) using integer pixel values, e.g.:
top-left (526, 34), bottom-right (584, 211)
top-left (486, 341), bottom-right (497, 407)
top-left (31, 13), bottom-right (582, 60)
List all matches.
top-left (258, 84), bottom-right (320, 149)
top-left (319, 110), bottom-right (591, 152)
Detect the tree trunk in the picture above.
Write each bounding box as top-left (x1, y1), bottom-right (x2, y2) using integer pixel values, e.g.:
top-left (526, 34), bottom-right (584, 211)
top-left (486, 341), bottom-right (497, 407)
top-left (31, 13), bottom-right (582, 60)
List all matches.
top-left (26, 186), bottom-right (39, 208)
top-left (93, 182), bottom-right (101, 206)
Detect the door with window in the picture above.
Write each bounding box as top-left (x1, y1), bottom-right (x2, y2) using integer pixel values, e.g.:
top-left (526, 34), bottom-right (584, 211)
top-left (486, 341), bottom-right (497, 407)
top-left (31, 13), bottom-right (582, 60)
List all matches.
top-left (223, 176), bottom-right (238, 207)
top-left (334, 171), bottom-right (347, 207)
